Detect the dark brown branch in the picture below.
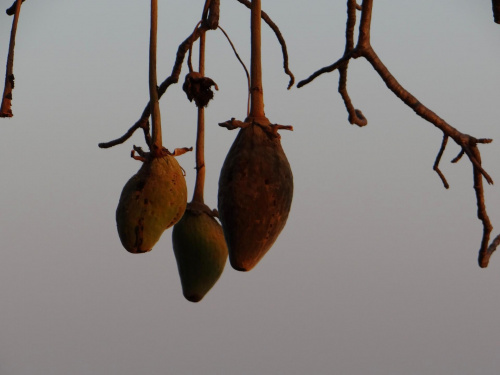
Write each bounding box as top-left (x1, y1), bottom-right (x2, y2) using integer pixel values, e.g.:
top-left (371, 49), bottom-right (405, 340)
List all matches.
top-left (471, 146), bottom-right (499, 268)
top-left (299, 1), bottom-right (366, 126)
top-left (298, 0), bottom-right (499, 267)
top-left (6, 0), bottom-right (24, 15)
top-left (99, 121), bottom-right (151, 149)
top-left (433, 134), bottom-right (450, 189)
top-left (1, 0), bottom-right (23, 117)
top-left (339, 0), bottom-right (366, 126)
top-left (99, 22), bottom-right (218, 148)
top-left (493, 0), bottom-right (500, 23)
top-left (297, 52), bottom-right (354, 88)
top-left (235, 0), bottom-right (294, 89)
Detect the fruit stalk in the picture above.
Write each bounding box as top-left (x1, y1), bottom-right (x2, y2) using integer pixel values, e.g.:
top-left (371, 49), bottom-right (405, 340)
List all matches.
top-left (149, 0), bottom-right (162, 153)
top-left (249, 0), bottom-right (266, 120)
top-left (193, 31), bottom-right (206, 203)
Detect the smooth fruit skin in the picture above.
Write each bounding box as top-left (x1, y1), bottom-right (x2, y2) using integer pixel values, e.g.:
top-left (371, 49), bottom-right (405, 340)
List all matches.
top-left (218, 124), bottom-right (293, 271)
top-left (172, 203), bottom-right (228, 302)
top-left (116, 155), bottom-right (187, 253)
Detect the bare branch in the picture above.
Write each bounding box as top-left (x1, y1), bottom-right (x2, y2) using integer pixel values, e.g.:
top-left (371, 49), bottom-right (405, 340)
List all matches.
top-left (1, 0), bottom-right (23, 117)
top-left (297, 52), bottom-right (354, 88)
top-left (99, 20), bottom-right (217, 148)
top-left (298, 0), bottom-right (499, 266)
top-left (433, 134), bottom-right (450, 189)
top-left (235, 0), bottom-right (294, 89)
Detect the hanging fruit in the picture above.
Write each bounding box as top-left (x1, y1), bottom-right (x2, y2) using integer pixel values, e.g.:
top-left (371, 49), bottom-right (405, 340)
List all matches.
top-left (173, 202), bottom-right (227, 302)
top-left (115, 0), bottom-right (187, 254)
top-left (218, 121), bottom-right (292, 271)
top-left (218, 0), bottom-right (293, 271)
top-left (173, 26), bottom-right (227, 302)
top-left (116, 152), bottom-right (187, 253)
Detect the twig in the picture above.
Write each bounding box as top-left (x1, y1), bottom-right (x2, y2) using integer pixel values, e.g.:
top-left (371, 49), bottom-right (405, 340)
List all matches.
top-left (298, 0), bottom-right (500, 267)
top-left (1, 0), bottom-right (23, 117)
top-left (235, 0), bottom-right (294, 89)
top-left (98, 121), bottom-right (151, 149)
top-left (433, 135), bottom-right (450, 189)
top-left (99, 14), bottom-right (219, 148)
top-left (218, 26), bottom-right (251, 116)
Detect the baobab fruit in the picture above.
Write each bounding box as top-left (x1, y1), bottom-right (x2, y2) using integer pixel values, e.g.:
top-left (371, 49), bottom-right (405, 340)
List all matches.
top-left (218, 122), bottom-right (293, 271)
top-left (172, 202), bottom-right (228, 302)
top-left (116, 154), bottom-right (187, 253)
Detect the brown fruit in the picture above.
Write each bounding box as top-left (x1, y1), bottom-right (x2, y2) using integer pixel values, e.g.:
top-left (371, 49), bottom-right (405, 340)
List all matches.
top-left (218, 122), bottom-right (293, 271)
top-left (116, 154), bottom-right (187, 253)
top-left (172, 202), bottom-right (228, 302)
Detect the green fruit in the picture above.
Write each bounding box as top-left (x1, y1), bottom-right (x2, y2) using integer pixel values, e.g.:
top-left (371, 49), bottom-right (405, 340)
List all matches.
top-left (172, 202), bottom-right (228, 302)
top-left (218, 123), bottom-right (293, 271)
top-left (116, 154), bottom-right (187, 253)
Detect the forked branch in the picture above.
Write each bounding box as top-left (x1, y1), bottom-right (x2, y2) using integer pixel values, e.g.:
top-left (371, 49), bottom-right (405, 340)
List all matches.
top-left (235, 0), bottom-right (294, 89)
top-left (99, 3), bottom-right (220, 149)
top-left (298, 0), bottom-right (500, 267)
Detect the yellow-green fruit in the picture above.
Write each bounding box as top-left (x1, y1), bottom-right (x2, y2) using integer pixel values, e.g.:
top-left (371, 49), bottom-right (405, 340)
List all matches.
top-left (116, 155), bottom-right (187, 253)
top-left (218, 124), bottom-right (293, 271)
top-left (172, 202), bottom-right (228, 302)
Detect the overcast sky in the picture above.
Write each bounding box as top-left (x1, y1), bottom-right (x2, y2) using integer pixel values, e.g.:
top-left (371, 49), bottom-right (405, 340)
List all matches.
top-left (1, 1), bottom-right (500, 374)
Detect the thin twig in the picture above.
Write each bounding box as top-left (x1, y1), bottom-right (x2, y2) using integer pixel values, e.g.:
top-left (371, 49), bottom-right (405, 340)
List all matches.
top-left (433, 134), bottom-right (449, 189)
top-left (235, 0), bottom-right (294, 89)
top-left (298, 0), bottom-right (499, 266)
top-left (1, 0), bottom-right (23, 117)
top-left (218, 26), bottom-right (251, 117)
top-left (99, 20), bottom-right (217, 148)
top-left (339, 0), bottom-right (366, 126)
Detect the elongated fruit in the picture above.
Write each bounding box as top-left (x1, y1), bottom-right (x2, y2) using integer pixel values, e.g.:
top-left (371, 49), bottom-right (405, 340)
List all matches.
top-left (218, 122), bottom-right (293, 271)
top-left (172, 202), bottom-right (228, 302)
top-left (116, 154), bottom-right (187, 253)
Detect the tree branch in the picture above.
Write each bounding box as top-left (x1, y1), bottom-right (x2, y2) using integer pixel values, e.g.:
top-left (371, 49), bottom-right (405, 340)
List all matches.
top-left (1, 0), bottom-right (23, 117)
top-left (235, 0), bottom-right (294, 89)
top-left (298, 0), bottom-right (500, 267)
top-left (99, 10), bottom-right (220, 148)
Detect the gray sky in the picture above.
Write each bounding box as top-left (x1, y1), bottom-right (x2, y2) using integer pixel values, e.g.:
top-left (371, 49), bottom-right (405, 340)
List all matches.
top-left (1, 1), bottom-right (500, 374)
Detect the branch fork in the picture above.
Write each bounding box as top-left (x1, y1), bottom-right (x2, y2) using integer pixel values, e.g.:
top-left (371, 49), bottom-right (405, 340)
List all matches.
top-left (298, 0), bottom-right (500, 267)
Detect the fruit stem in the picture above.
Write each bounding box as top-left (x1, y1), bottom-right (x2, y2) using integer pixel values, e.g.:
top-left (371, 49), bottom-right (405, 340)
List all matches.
top-left (149, 0), bottom-right (162, 154)
top-left (193, 31), bottom-right (206, 204)
top-left (248, 0), bottom-right (266, 121)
